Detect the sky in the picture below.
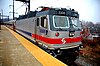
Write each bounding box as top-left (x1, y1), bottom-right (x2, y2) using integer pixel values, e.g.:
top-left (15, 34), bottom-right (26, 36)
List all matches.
top-left (0, 0), bottom-right (100, 23)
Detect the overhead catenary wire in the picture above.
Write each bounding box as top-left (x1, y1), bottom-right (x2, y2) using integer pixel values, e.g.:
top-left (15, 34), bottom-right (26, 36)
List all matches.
top-left (15, 0), bottom-right (60, 13)
top-left (15, 4), bottom-right (25, 11)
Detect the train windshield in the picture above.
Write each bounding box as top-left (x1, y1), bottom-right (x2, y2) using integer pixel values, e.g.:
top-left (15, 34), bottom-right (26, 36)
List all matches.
top-left (71, 17), bottom-right (81, 29)
top-left (53, 16), bottom-right (69, 28)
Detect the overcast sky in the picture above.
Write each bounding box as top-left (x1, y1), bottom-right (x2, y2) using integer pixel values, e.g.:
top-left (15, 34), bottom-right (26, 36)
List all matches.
top-left (0, 0), bottom-right (100, 23)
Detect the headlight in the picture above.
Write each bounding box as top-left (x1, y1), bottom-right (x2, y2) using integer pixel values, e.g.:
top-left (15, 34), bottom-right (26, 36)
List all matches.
top-left (69, 32), bottom-right (75, 37)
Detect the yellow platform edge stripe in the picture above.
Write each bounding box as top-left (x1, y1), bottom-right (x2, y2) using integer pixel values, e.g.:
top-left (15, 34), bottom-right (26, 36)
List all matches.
top-left (6, 27), bottom-right (67, 66)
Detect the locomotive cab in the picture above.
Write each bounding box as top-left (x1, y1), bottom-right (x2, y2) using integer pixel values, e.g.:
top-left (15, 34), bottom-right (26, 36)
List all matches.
top-left (42, 9), bottom-right (82, 59)
top-left (36, 8), bottom-right (82, 50)
top-left (48, 16), bottom-right (81, 48)
top-left (35, 8), bottom-right (82, 58)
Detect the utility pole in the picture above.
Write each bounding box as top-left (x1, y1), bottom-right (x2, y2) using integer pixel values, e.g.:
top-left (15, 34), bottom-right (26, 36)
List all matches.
top-left (9, 0), bottom-right (15, 20)
top-left (28, 0), bottom-right (30, 12)
top-left (0, 9), bottom-right (3, 30)
top-left (13, 0), bottom-right (14, 20)
top-left (0, 13), bottom-right (1, 30)
top-left (1, 9), bottom-right (3, 22)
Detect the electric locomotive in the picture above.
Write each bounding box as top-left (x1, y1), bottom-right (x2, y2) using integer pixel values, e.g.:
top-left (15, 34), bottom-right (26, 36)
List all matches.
top-left (8, 6), bottom-right (82, 61)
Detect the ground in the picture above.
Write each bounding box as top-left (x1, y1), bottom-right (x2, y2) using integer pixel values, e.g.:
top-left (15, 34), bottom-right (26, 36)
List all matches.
top-left (0, 26), bottom-right (42, 66)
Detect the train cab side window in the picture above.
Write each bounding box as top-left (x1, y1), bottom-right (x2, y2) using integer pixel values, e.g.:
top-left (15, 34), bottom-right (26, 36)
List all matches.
top-left (41, 17), bottom-right (48, 28)
top-left (37, 18), bottom-right (39, 26)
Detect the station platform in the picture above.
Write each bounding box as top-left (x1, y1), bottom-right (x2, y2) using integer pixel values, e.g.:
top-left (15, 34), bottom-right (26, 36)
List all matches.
top-left (0, 25), bottom-right (66, 66)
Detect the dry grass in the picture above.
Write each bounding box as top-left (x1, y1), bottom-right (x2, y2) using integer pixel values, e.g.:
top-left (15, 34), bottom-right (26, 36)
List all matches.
top-left (80, 37), bottom-right (100, 65)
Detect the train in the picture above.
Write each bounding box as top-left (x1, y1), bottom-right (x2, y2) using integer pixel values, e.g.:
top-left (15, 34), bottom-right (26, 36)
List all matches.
top-left (5, 6), bottom-right (82, 62)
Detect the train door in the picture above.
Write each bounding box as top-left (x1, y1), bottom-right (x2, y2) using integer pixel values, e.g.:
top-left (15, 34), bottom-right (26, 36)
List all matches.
top-left (35, 16), bottom-right (48, 45)
top-left (35, 17), bottom-right (40, 42)
top-left (40, 16), bottom-right (48, 38)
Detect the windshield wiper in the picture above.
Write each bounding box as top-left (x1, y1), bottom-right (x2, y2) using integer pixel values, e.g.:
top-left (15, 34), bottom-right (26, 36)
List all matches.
top-left (71, 24), bottom-right (78, 27)
top-left (71, 24), bottom-right (81, 30)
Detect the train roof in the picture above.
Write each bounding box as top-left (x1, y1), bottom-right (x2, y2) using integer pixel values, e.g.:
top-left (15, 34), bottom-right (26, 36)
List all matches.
top-left (16, 7), bottom-right (79, 20)
top-left (36, 7), bottom-right (79, 17)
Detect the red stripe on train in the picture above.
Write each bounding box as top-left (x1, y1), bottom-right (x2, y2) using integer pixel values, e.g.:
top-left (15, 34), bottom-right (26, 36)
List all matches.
top-left (31, 34), bottom-right (82, 44)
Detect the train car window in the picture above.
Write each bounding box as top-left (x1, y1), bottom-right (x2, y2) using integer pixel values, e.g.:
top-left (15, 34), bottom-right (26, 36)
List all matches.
top-left (37, 18), bottom-right (39, 26)
top-left (41, 17), bottom-right (48, 28)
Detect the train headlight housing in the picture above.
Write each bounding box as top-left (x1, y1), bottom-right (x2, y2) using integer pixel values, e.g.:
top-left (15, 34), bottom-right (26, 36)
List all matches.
top-left (69, 32), bottom-right (75, 37)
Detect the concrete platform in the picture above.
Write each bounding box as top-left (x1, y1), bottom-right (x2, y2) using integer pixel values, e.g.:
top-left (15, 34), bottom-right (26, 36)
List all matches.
top-left (0, 25), bottom-right (67, 66)
top-left (0, 26), bottom-right (42, 66)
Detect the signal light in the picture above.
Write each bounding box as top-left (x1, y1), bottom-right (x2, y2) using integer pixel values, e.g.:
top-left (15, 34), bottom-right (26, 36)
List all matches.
top-left (55, 32), bottom-right (59, 37)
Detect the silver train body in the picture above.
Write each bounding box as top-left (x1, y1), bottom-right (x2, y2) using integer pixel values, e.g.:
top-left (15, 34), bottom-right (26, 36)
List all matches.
top-left (6, 7), bottom-right (82, 58)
